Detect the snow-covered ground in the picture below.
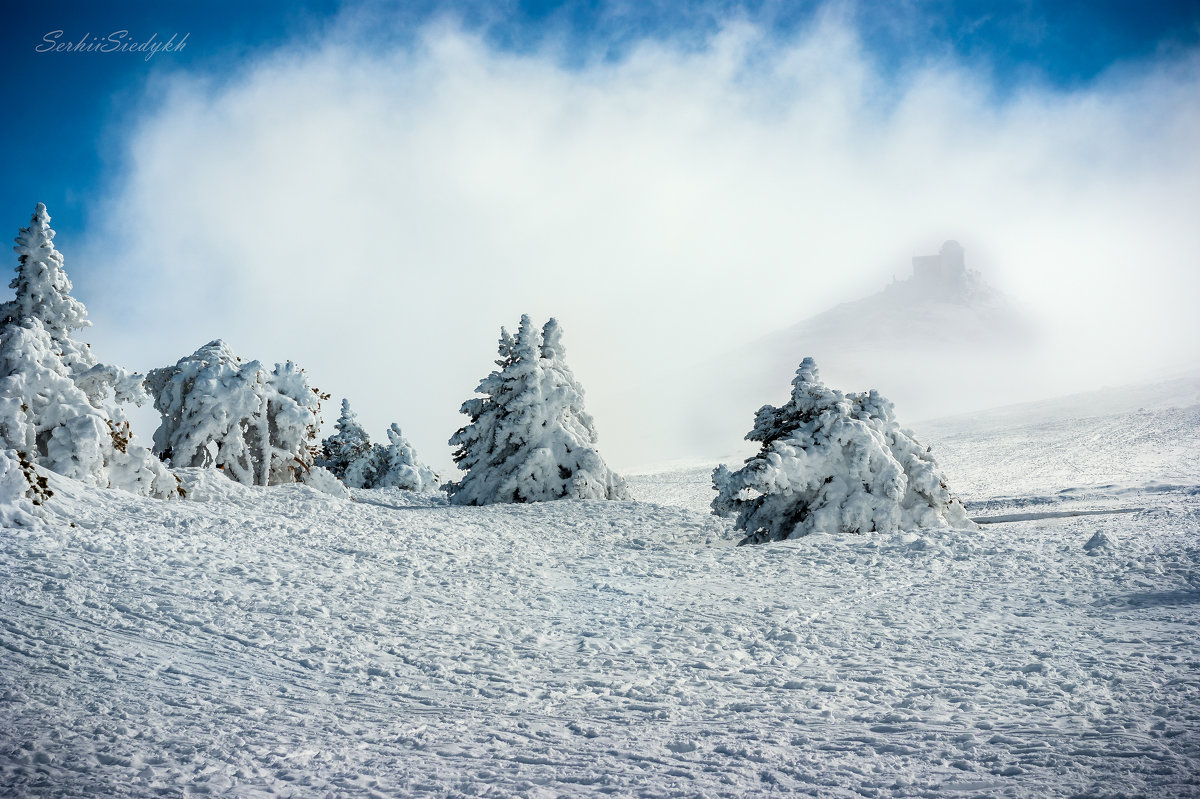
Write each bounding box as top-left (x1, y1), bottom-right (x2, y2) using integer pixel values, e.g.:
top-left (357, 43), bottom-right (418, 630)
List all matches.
top-left (2, 379), bottom-right (1198, 796)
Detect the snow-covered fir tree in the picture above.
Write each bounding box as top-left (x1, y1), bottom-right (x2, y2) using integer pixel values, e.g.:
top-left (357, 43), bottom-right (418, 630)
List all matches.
top-left (321, 400), bottom-right (438, 491)
top-left (446, 315), bottom-right (628, 505)
top-left (146, 340), bottom-right (325, 486)
top-left (145, 340), bottom-right (261, 481)
top-left (260, 361), bottom-right (326, 485)
top-left (1, 204), bottom-right (90, 365)
top-left (319, 399), bottom-right (372, 480)
top-left (445, 327), bottom-right (516, 497)
top-left (535, 318), bottom-right (628, 500)
top-left (712, 357), bottom-right (972, 545)
top-left (342, 443), bottom-right (386, 489)
top-left (0, 204), bottom-right (178, 499)
top-left (375, 423), bottom-right (438, 491)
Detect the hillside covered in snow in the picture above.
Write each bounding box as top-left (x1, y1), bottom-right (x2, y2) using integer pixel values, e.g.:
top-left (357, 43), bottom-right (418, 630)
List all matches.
top-left (2, 374), bottom-right (1198, 797)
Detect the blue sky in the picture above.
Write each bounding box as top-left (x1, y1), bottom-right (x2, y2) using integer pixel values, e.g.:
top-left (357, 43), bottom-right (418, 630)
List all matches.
top-left (3, 0), bottom-right (1198, 246)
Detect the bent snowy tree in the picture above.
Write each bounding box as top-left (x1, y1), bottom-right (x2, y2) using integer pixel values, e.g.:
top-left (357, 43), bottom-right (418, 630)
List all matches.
top-left (146, 340), bottom-right (326, 486)
top-left (446, 315), bottom-right (628, 505)
top-left (0, 204), bottom-right (179, 501)
top-left (712, 357), bottom-right (972, 544)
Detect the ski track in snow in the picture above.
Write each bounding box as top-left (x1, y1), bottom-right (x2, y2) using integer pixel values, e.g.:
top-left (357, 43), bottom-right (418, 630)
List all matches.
top-left (2, 403), bottom-right (1199, 797)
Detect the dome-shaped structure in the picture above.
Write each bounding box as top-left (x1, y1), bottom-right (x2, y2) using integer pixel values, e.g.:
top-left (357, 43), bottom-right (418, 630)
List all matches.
top-left (939, 240), bottom-right (965, 275)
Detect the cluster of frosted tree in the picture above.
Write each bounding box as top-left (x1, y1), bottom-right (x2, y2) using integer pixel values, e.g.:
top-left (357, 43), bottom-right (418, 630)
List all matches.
top-left (319, 399), bottom-right (438, 491)
top-left (145, 340), bottom-right (329, 486)
top-left (447, 315), bottom-right (628, 505)
top-left (712, 358), bottom-right (972, 545)
top-left (0, 204), bottom-right (338, 518)
top-left (0, 203), bottom-right (977, 545)
top-left (0, 204), bottom-right (179, 509)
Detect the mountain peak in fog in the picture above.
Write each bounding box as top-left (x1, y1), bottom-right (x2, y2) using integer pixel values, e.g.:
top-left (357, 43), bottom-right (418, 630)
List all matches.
top-left (789, 240), bottom-right (1033, 351)
top-left (689, 243), bottom-right (1044, 454)
top-left (888, 240), bottom-right (989, 303)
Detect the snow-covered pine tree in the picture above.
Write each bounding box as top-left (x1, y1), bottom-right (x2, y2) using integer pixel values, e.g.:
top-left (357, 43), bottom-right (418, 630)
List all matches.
top-left (446, 315), bottom-right (627, 504)
top-left (446, 326), bottom-right (516, 499)
top-left (534, 318), bottom-right (628, 500)
top-left (146, 340), bottom-right (326, 486)
top-left (1, 203), bottom-right (90, 367)
top-left (0, 204), bottom-right (178, 499)
top-left (319, 399), bottom-right (373, 480)
top-left (375, 423), bottom-right (438, 491)
top-left (146, 340), bottom-right (261, 482)
top-left (712, 357), bottom-right (972, 545)
top-left (259, 360), bottom-right (326, 485)
top-left (343, 443), bottom-right (386, 489)
top-left (328, 408), bottom-right (436, 491)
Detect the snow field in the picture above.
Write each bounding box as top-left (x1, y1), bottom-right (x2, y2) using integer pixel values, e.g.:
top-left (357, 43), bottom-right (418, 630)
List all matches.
top-left (1, 397), bottom-right (1199, 796)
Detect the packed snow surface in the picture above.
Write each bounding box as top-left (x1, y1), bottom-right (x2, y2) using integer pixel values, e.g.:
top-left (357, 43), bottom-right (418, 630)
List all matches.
top-left (2, 382), bottom-right (1199, 796)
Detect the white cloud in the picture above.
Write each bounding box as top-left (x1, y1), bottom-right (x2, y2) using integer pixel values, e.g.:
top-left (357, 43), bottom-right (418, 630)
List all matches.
top-left (78, 10), bottom-right (1200, 470)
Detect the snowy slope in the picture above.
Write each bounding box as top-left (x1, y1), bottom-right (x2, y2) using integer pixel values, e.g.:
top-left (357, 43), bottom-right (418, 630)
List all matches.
top-left (2, 385), bottom-right (1199, 796)
top-left (918, 383), bottom-right (1200, 512)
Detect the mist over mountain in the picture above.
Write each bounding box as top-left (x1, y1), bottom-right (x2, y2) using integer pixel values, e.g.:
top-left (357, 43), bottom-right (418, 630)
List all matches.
top-left (783, 240), bottom-right (1030, 347)
top-left (683, 241), bottom-right (1043, 461)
